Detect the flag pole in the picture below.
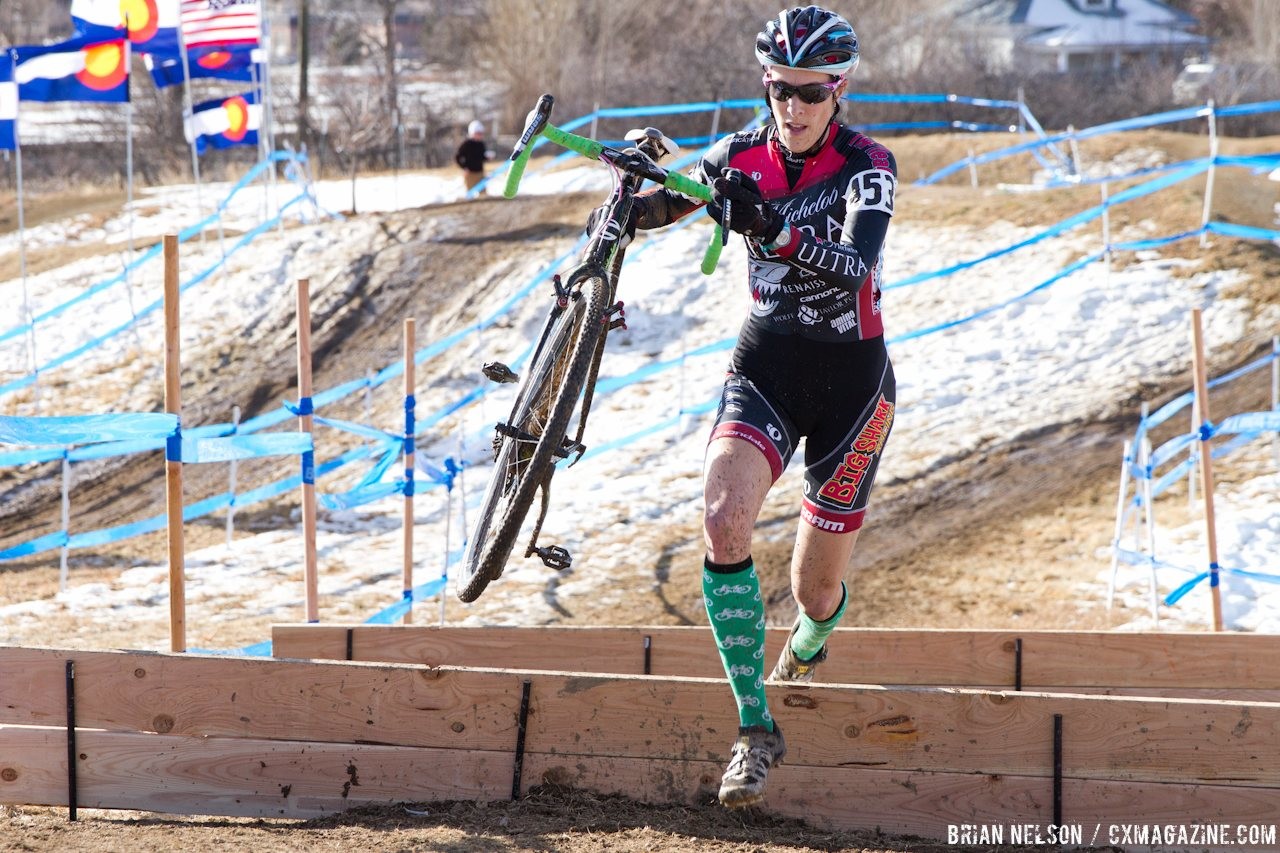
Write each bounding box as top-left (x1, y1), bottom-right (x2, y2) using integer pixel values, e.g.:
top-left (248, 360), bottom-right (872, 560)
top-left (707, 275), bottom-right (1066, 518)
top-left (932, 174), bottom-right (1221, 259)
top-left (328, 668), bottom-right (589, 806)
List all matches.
top-left (122, 34), bottom-right (140, 334)
top-left (250, 59), bottom-right (270, 223)
top-left (259, 10), bottom-right (282, 232)
top-left (13, 109), bottom-right (39, 413)
top-left (176, 24), bottom-right (208, 247)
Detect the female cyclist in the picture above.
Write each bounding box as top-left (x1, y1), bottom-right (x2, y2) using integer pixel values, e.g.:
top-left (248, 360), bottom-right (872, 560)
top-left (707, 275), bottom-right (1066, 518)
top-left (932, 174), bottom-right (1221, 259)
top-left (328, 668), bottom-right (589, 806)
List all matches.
top-left (623, 5), bottom-right (897, 808)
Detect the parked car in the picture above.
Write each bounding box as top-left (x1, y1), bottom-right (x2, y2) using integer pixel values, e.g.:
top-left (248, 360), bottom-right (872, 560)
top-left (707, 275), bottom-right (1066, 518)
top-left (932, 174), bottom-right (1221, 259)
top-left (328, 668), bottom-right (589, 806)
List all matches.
top-left (1173, 60), bottom-right (1280, 105)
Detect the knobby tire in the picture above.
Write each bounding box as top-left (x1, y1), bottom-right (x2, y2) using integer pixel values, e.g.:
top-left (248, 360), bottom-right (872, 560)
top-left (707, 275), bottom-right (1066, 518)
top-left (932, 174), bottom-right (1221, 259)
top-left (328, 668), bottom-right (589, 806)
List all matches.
top-left (457, 275), bottom-right (609, 602)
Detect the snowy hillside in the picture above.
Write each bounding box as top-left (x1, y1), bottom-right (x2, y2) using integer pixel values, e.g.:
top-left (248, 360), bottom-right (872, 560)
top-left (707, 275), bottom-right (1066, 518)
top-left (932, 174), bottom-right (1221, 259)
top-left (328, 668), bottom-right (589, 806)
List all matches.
top-left (1, 139), bottom-right (1278, 651)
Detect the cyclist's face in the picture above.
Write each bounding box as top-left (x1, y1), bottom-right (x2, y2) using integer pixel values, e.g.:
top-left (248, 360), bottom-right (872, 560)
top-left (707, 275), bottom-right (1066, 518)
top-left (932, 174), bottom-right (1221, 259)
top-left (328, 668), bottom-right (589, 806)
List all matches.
top-left (765, 66), bottom-right (844, 154)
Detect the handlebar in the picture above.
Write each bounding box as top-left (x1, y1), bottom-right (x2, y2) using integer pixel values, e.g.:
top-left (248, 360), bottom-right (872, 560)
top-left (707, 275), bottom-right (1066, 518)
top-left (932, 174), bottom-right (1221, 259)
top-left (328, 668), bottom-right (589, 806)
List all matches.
top-left (504, 94), bottom-right (724, 276)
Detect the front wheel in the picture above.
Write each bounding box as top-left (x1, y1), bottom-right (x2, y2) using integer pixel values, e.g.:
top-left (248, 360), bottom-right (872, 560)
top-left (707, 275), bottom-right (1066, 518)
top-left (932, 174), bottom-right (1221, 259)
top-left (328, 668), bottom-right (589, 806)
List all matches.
top-left (457, 275), bottom-right (608, 602)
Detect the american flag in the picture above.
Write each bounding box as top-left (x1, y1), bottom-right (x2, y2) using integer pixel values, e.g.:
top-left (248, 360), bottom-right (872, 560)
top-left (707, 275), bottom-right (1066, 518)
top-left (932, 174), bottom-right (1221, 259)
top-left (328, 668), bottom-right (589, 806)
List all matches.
top-left (180, 0), bottom-right (261, 49)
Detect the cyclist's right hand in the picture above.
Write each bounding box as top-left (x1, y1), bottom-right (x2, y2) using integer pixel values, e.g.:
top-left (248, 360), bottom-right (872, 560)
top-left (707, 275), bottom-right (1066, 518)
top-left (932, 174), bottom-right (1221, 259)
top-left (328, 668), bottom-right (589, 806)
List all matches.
top-left (586, 203), bottom-right (638, 248)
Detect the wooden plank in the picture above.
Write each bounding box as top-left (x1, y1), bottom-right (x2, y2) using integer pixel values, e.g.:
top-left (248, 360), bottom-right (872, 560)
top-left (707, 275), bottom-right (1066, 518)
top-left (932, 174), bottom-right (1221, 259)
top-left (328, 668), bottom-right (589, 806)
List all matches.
top-left (0, 724), bottom-right (510, 818)
top-left (271, 625), bottom-right (1280, 690)
top-left (0, 646), bottom-right (527, 751)
top-left (3, 723), bottom-right (1278, 846)
top-left (4, 646), bottom-right (1280, 787)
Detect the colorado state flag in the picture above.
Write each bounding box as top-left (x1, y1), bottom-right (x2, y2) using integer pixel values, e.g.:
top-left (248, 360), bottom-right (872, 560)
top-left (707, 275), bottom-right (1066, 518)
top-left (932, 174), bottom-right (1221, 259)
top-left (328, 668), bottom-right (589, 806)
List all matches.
top-left (0, 56), bottom-right (16, 151)
top-left (71, 0), bottom-right (182, 56)
top-left (146, 44), bottom-right (263, 88)
top-left (13, 36), bottom-right (129, 103)
top-left (184, 89), bottom-right (261, 154)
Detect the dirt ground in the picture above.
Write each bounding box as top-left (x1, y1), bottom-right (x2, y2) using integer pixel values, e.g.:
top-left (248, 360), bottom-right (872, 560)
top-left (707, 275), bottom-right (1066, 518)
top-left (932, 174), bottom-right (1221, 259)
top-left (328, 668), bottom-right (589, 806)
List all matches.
top-left (4, 789), bottom-right (1103, 853)
top-left (2, 129), bottom-right (1278, 851)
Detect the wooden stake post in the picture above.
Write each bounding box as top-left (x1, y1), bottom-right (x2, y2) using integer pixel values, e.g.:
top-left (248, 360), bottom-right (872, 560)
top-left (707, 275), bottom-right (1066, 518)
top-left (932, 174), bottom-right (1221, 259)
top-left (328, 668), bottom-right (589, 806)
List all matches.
top-left (296, 279), bottom-right (319, 623)
top-left (163, 235), bottom-right (186, 652)
top-left (1190, 308), bottom-right (1224, 631)
top-left (403, 318), bottom-right (416, 624)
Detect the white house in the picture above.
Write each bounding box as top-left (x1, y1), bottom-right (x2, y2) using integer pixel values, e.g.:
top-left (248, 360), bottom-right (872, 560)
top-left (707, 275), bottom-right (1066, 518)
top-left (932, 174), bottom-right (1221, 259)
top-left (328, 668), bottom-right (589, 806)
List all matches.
top-left (955, 0), bottom-right (1211, 74)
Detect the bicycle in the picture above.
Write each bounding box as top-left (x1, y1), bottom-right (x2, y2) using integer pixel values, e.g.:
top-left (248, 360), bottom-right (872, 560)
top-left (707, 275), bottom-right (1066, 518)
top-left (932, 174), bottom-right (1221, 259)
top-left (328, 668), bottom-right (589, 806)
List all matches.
top-left (456, 93), bottom-right (723, 603)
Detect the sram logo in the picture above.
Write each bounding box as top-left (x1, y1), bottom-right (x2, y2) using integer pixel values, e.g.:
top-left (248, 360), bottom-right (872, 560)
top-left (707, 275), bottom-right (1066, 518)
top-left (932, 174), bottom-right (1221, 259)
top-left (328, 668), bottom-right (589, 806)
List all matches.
top-left (801, 504), bottom-right (846, 532)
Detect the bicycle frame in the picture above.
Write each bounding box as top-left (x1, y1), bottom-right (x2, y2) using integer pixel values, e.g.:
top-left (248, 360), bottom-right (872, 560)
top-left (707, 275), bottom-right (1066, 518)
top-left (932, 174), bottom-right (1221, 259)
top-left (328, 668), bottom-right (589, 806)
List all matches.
top-left (458, 94), bottom-right (724, 602)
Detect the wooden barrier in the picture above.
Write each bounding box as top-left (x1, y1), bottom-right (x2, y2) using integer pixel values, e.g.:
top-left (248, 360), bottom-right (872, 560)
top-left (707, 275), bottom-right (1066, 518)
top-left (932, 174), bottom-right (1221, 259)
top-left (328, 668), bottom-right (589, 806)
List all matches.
top-left (2, 644), bottom-right (1280, 847)
top-left (271, 624), bottom-right (1280, 701)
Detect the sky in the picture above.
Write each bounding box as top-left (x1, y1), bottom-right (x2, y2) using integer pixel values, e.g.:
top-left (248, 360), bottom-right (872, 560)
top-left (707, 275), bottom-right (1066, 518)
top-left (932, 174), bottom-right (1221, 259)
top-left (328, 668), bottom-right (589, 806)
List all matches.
top-left (0, 145), bottom-right (1278, 651)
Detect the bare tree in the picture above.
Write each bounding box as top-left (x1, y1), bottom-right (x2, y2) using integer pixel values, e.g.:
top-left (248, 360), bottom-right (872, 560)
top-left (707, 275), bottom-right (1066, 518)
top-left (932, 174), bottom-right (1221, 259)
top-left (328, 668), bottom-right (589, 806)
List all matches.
top-left (376, 0), bottom-right (401, 131)
top-left (0, 0), bottom-right (73, 46)
top-left (324, 74), bottom-right (391, 213)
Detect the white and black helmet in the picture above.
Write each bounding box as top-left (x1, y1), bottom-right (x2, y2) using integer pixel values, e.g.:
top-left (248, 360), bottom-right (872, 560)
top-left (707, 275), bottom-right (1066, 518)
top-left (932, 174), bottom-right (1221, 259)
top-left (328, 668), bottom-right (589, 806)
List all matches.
top-left (755, 6), bottom-right (859, 76)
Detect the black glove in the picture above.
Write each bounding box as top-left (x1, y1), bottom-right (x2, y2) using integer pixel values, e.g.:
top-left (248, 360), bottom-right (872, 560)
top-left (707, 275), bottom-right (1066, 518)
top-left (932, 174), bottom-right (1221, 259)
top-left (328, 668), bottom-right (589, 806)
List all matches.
top-left (586, 202), bottom-right (638, 248)
top-left (706, 168), bottom-right (785, 244)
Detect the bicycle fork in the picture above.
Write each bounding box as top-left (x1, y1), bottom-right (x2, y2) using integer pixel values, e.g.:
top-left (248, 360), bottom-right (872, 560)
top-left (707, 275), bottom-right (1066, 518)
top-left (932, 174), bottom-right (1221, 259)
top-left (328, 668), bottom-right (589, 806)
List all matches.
top-left (479, 274), bottom-right (625, 574)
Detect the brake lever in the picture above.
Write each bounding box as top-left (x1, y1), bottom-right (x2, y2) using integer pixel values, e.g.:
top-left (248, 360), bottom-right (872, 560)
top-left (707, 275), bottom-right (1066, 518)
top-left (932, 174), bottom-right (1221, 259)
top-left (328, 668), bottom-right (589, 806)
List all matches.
top-left (624, 127), bottom-right (681, 164)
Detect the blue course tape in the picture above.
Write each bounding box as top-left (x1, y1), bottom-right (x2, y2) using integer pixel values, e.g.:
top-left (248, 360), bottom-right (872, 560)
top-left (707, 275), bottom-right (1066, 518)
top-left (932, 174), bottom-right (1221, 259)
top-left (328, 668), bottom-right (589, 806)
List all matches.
top-left (365, 576), bottom-right (449, 624)
top-left (0, 446), bottom-right (65, 466)
top-left (0, 189), bottom-right (313, 399)
top-left (916, 103), bottom-right (1216, 185)
top-left (0, 151), bottom-right (311, 351)
top-left (180, 433), bottom-right (313, 464)
top-left (0, 413), bottom-right (177, 446)
top-left (0, 529), bottom-right (69, 560)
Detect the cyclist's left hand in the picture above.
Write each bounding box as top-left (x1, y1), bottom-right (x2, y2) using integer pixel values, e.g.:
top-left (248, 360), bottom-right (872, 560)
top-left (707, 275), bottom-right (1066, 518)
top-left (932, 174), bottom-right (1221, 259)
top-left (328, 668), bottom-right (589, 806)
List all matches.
top-left (707, 168), bottom-right (785, 244)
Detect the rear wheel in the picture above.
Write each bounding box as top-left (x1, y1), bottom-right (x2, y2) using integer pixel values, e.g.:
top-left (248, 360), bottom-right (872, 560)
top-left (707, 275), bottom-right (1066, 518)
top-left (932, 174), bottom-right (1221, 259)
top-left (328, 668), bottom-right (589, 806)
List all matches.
top-left (457, 275), bottom-right (608, 602)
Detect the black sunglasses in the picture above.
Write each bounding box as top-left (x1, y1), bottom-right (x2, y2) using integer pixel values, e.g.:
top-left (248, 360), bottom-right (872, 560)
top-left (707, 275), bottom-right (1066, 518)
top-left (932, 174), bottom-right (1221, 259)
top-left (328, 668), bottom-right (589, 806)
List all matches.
top-left (761, 73), bottom-right (842, 105)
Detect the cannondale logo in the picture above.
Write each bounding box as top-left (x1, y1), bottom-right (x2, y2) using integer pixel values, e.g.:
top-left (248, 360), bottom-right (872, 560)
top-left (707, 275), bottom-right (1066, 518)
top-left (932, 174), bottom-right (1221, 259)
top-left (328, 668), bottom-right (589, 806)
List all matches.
top-left (766, 423), bottom-right (783, 442)
top-left (714, 584), bottom-right (752, 596)
top-left (715, 608), bottom-right (756, 621)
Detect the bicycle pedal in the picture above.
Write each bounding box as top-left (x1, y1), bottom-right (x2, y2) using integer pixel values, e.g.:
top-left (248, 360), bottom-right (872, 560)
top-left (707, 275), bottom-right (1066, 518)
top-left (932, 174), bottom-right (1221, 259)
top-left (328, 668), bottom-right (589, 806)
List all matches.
top-left (495, 421), bottom-right (537, 442)
top-left (533, 545), bottom-right (572, 571)
top-left (555, 439), bottom-right (586, 461)
top-left (604, 300), bottom-right (627, 331)
top-left (482, 361), bottom-right (519, 384)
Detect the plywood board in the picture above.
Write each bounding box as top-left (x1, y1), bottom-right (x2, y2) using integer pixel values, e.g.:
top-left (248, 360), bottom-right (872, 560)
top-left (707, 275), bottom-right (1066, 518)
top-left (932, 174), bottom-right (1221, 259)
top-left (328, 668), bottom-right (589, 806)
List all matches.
top-left (3, 646), bottom-right (1279, 787)
top-left (3, 723), bottom-right (1278, 843)
top-left (271, 625), bottom-right (1280, 691)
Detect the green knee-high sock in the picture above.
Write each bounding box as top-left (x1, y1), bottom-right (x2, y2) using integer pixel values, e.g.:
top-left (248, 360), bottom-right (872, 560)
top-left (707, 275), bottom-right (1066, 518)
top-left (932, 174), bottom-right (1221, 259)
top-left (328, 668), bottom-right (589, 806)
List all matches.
top-left (791, 581), bottom-right (848, 660)
top-left (703, 557), bottom-right (772, 731)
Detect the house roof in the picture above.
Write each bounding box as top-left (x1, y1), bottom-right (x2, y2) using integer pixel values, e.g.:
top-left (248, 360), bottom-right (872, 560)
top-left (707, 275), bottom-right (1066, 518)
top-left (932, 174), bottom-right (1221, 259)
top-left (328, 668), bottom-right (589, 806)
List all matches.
top-left (952, 0), bottom-right (1209, 50)
top-left (1021, 21), bottom-right (1210, 49)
